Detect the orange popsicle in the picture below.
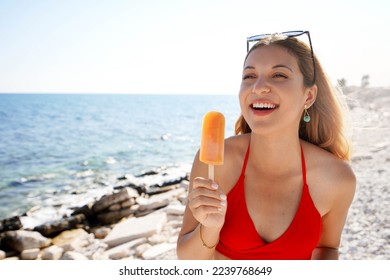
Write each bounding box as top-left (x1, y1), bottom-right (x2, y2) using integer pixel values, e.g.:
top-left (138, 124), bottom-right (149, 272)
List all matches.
top-left (199, 111), bottom-right (225, 180)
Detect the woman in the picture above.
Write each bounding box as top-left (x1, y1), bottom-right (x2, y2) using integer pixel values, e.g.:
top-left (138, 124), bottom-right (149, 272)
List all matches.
top-left (177, 31), bottom-right (356, 260)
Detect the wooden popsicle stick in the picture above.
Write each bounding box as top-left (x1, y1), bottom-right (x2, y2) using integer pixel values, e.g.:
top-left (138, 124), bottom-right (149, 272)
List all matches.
top-left (208, 164), bottom-right (214, 181)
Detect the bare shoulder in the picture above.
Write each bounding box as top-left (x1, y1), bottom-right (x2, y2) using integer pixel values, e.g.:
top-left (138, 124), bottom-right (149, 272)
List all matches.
top-left (302, 141), bottom-right (356, 215)
top-left (225, 133), bottom-right (250, 157)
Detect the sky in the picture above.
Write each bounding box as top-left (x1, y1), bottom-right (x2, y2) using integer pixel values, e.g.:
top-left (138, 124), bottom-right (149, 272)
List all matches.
top-left (0, 0), bottom-right (389, 94)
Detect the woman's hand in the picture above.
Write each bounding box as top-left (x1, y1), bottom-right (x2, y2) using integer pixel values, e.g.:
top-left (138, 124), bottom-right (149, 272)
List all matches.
top-left (187, 177), bottom-right (227, 229)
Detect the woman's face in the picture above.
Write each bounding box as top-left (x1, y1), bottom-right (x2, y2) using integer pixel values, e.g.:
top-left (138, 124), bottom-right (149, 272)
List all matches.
top-left (239, 44), bottom-right (313, 136)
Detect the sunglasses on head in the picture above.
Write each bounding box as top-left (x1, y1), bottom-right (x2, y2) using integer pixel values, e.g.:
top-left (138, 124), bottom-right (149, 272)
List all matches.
top-left (246, 30), bottom-right (316, 84)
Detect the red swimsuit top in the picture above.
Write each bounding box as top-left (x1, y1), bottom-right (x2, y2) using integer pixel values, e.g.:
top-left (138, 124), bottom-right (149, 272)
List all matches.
top-left (216, 145), bottom-right (322, 260)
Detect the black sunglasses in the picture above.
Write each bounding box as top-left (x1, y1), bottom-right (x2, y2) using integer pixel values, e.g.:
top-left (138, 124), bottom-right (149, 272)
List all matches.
top-left (246, 30), bottom-right (316, 84)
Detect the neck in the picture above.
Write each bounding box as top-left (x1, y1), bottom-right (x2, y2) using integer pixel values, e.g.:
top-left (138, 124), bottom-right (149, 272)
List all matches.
top-left (248, 133), bottom-right (302, 176)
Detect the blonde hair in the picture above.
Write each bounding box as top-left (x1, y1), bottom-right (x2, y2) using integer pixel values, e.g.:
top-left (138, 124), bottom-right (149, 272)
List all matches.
top-left (235, 37), bottom-right (352, 160)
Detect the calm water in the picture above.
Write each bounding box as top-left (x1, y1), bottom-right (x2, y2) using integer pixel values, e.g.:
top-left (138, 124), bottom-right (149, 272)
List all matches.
top-left (0, 94), bottom-right (240, 221)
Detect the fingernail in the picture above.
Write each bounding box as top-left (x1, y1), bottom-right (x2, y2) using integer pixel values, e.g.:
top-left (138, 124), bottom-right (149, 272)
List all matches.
top-left (211, 183), bottom-right (219, 189)
top-left (220, 201), bottom-right (227, 207)
top-left (219, 194), bottom-right (227, 200)
top-left (218, 207), bottom-right (223, 212)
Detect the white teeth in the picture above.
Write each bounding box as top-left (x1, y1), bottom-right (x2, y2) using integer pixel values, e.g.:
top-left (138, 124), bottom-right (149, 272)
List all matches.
top-left (252, 103), bottom-right (276, 109)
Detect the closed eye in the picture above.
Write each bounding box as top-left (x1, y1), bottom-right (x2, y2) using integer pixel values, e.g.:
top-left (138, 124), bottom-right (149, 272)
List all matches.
top-left (272, 73), bottom-right (288, 79)
top-left (243, 74), bottom-right (256, 80)
top-left (242, 66), bottom-right (257, 80)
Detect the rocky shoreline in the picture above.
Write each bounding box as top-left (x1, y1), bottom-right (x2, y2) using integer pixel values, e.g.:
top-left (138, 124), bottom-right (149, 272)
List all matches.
top-left (0, 87), bottom-right (389, 260)
top-left (0, 168), bottom-right (190, 260)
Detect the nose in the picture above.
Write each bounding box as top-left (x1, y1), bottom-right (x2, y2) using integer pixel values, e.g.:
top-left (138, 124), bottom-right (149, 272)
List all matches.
top-left (252, 76), bottom-right (270, 94)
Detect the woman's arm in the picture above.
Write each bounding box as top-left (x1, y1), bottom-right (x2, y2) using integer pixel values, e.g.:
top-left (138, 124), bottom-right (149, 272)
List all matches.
top-left (311, 160), bottom-right (356, 260)
top-left (311, 247), bottom-right (339, 260)
top-left (176, 151), bottom-right (227, 259)
top-left (177, 222), bottom-right (222, 260)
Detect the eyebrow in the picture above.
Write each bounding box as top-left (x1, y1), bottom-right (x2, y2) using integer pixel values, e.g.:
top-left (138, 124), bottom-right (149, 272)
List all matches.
top-left (273, 64), bottom-right (294, 72)
top-left (243, 64), bottom-right (294, 72)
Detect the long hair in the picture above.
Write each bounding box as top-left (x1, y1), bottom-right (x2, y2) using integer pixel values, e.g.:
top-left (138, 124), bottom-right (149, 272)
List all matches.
top-left (235, 37), bottom-right (352, 160)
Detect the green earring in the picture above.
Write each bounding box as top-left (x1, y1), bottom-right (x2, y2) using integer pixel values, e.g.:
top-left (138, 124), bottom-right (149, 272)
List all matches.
top-left (303, 105), bottom-right (311, 123)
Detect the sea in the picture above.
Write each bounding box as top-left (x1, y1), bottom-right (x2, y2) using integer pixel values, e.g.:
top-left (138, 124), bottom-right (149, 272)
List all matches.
top-left (0, 93), bottom-right (240, 226)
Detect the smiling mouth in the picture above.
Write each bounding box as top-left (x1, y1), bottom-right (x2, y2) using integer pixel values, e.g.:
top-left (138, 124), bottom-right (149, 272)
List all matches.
top-left (250, 102), bottom-right (278, 111)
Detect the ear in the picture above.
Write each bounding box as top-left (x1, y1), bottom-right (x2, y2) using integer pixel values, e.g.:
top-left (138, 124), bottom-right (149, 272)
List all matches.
top-left (304, 85), bottom-right (317, 107)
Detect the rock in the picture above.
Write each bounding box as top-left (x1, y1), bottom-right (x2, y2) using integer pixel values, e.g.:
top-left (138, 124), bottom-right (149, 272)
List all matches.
top-left (146, 184), bottom-right (179, 195)
top-left (113, 182), bottom-right (146, 196)
top-left (41, 245), bottom-right (64, 260)
top-left (166, 220), bottom-right (182, 229)
top-left (178, 193), bottom-right (187, 205)
top-left (165, 203), bottom-right (185, 216)
top-left (34, 214), bottom-right (86, 236)
top-left (91, 227), bottom-right (111, 239)
top-left (0, 216), bottom-right (23, 232)
top-left (121, 199), bottom-right (135, 208)
top-left (134, 209), bottom-right (155, 218)
top-left (168, 229), bottom-right (181, 243)
top-left (164, 187), bottom-right (187, 199)
top-left (142, 243), bottom-right (177, 260)
top-left (20, 248), bottom-right (40, 260)
top-left (83, 236), bottom-right (108, 260)
top-left (136, 196), bottom-right (170, 212)
top-left (52, 228), bottom-right (108, 260)
top-left (103, 212), bottom-right (167, 248)
top-left (52, 228), bottom-right (90, 250)
top-left (137, 188), bottom-right (186, 213)
top-left (179, 180), bottom-right (190, 190)
top-left (108, 204), bottom-right (121, 211)
top-left (118, 168), bottom-right (188, 195)
top-left (148, 232), bottom-right (169, 245)
top-left (61, 251), bottom-right (89, 260)
top-left (0, 250), bottom-right (5, 260)
top-left (135, 243), bottom-right (152, 257)
top-left (92, 188), bottom-right (139, 213)
top-left (71, 203), bottom-right (94, 219)
top-left (0, 230), bottom-right (51, 252)
top-left (104, 238), bottom-right (146, 260)
top-left (96, 207), bottom-right (136, 225)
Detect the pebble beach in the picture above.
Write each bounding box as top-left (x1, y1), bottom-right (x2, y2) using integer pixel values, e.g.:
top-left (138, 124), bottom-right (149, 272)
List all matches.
top-left (338, 86), bottom-right (390, 260)
top-left (0, 86), bottom-right (389, 260)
